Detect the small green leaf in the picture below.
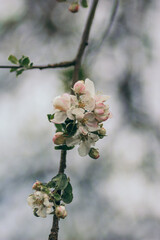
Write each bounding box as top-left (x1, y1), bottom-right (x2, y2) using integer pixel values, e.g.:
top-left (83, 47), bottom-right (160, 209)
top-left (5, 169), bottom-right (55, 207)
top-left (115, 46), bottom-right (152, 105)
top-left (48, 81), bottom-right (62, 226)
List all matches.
top-left (47, 114), bottom-right (54, 122)
top-left (55, 124), bottom-right (63, 132)
top-left (53, 193), bottom-right (61, 201)
top-left (52, 173), bottom-right (68, 190)
top-left (10, 68), bottom-right (17, 72)
top-left (46, 181), bottom-right (56, 188)
top-left (61, 182), bottom-right (73, 204)
top-left (19, 56), bottom-right (30, 67)
top-left (54, 145), bottom-right (74, 151)
top-left (8, 55), bottom-right (18, 64)
top-left (30, 62), bottom-right (33, 67)
top-left (81, 0), bottom-right (88, 8)
top-left (22, 57), bottom-right (30, 66)
top-left (33, 208), bottom-right (39, 217)
top-left (16, 69), bottom-right (24, 76)
top-left (61, 184), bottom-right (73, 204)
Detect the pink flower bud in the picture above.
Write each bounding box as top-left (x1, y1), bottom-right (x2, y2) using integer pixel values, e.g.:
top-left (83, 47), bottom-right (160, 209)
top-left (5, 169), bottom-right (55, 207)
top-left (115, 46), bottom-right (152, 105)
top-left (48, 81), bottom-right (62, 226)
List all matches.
top-left (52, 132), bottom-right (66, 145)
top-left (55, 205), bottom-right (67, 219)
top-left (68, 3), bottom-right (79, 13)
top-left (73, 80), bottom-right (85, 94)
top-left (89, 148), bottom-right (100, 159)
top-left (32, 180), bottom-right (42, 190)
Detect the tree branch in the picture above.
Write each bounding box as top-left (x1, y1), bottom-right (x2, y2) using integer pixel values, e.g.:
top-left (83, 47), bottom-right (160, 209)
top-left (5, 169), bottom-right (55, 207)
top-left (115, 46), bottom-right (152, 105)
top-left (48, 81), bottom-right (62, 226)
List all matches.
top-left (72, 0), bottom-right (99, 86)
top-left (49, 150), bottom-right (67, 240)
top-left (48, 1), bottom-right (99, 240)
top-left (0, 60), bottom-right (75, 70)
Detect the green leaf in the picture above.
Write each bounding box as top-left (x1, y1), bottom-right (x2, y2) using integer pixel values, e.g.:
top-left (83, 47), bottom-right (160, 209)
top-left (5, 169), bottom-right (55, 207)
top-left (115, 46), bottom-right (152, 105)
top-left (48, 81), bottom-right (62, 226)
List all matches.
top-left (33, 208), bottom-right (39, 217)
top-left (46, 181), bottom-right (56, 188)
top-left (8, 55), bottom-right (18, 64)
top-left (16, 69), bottom-right (24, 76)
top-left (65, 122), bottom-right (77, 136)
top-left (52, 173), bottom-right (68, 190)
top-left (54, 145), bottom-right (74, 151)
top-left (22, 57), bottom-right (30, 66)
top-left (19, 56), bottom-right (30, 67)
top-left (47, 114), bottom-right (54, 122)
top-left (53, 193), bottom-right (61, 201)
top-left (62, 183), bottom-right (73, 204)
top-left (81, 0), bottom-right (88, 8)
top-left (10, 68), bottom-right (17, 72)
top-left (55, 124), bottom-right (63, 132)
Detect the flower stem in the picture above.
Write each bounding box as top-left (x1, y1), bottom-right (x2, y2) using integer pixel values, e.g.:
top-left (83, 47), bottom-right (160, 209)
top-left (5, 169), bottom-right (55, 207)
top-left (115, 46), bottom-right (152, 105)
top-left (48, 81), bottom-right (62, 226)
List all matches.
top-left (49, 1), bottom-right (100, 240)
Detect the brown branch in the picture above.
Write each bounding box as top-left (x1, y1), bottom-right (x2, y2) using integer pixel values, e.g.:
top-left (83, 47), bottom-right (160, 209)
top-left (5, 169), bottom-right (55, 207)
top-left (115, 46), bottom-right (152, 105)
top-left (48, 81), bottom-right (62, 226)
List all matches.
top-left (0, 60), bottom-right (75, 70)
top-left (49, 150), bottom-right (67, 240)
top-left (72, 0), bottom-right (99, 86)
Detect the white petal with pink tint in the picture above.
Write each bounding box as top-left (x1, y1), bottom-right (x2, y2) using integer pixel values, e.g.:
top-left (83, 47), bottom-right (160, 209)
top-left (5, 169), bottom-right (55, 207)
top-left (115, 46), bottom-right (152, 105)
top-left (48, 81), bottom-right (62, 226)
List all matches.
top-left (52, 111), bottom-right (67, 124)
top-left (85, 78), bottom-right (95, 97)
top-left (53, 93), bottom-right (71, 111)
top-left (72, 108), bottom-right (85, 120)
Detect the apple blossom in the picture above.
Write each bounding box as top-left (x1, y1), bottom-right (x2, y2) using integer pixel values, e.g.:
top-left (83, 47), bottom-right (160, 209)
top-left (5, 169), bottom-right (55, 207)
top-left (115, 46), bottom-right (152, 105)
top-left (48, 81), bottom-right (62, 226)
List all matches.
top-left (50, 78), bottom-right (111, 158)
top-left (27, 191), bottom-right (53, 218)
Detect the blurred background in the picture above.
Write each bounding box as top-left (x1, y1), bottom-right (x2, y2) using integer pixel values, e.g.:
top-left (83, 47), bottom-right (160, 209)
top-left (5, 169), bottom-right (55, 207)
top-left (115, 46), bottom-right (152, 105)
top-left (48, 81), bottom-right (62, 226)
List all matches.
top-left (0, 0), bottom-right (160, 239)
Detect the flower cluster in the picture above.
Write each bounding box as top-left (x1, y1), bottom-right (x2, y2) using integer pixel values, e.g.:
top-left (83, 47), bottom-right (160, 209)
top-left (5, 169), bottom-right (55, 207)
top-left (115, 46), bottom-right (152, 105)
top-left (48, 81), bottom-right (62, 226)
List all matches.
top-left (27, 174), bottom-right (73, 218)
top-left (51, 79), bottom-right (111, 159)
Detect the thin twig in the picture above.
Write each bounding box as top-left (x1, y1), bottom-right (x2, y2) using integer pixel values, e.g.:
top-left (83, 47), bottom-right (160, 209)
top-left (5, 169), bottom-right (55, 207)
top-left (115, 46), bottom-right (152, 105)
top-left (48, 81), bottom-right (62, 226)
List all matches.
top-left (0, 60), bottom-right (75, 70)
top-left (49, 150), bottom-right (67, 240)
top-left (72, 0), bottom-right (99, 86)
top-left (86, 0), bottom-right (119, 61)
top-left (99, 0), bottom-right (119, 46)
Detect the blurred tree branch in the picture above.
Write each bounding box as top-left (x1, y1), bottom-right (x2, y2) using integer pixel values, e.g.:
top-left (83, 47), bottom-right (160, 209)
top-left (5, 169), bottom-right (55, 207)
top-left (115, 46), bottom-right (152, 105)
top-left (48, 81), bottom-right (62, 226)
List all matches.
top-left (0, 60), bottom-right (75, 70)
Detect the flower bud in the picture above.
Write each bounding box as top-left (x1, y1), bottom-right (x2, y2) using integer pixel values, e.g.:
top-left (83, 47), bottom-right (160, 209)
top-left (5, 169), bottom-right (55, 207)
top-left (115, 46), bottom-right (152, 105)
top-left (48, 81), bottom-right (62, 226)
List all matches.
top-left (55, 205), bottom-right (67, 219)
top-left (68, 3), bottom-right (79, 13)
top-left (32, 180), bottom-right (42, 190)
top-left (73, 80), bottom-right (85, 94)
top-left (53, 132), bottom-right (66, 145)
top-left (98, 127), bottom-right (106, 138)
top-left (89, 148), bottom-right (100, 159)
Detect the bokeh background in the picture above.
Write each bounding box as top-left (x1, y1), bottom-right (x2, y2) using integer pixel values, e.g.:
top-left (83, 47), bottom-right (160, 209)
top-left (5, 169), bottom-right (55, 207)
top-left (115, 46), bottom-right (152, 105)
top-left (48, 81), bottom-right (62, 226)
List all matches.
top-left (0, 0), bottom-right (160, 240)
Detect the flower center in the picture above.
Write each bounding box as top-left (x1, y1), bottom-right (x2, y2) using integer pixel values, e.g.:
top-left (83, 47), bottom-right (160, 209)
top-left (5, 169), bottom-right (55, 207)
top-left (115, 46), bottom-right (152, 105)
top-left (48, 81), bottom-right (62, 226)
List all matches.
top-left (78, 102), bottom-right (85, 108)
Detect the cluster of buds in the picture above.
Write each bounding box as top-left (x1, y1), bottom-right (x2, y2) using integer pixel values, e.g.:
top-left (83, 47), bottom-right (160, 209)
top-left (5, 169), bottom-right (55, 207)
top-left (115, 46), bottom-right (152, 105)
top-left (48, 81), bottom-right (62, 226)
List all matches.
top-left (51, 79), bottom-right (111, 159)
top-left (28, 182), bottom-right (67, 219)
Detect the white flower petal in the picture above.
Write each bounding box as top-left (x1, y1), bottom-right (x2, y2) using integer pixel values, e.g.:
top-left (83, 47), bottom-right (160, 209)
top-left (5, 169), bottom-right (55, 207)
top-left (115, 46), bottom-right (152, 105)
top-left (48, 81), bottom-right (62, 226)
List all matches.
top-left (52, 111), bottom-right (67, 124)
top-left (78, 126), bottom-right (88, 135)
top-left (27, 195), bottom-right (34, 207)
top-left (66, 109), bottom-right (75, 120)
top-left (81, 94), bottom-right (95, 111)
top-left (85, 78), bottom-right (95, 97)
top-left (37, 206), bottom-right (47, 218)
top-left (66, 136), bottom-right (81, 146)
top-left (72, 108), bottom-right (84, 120)
top-left (78, 141), bottom-right (90, 157)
